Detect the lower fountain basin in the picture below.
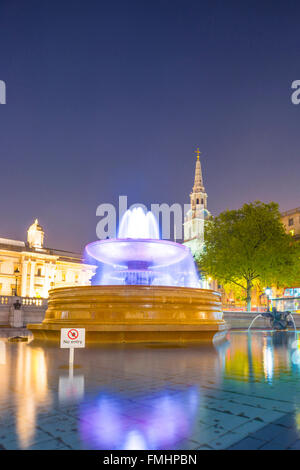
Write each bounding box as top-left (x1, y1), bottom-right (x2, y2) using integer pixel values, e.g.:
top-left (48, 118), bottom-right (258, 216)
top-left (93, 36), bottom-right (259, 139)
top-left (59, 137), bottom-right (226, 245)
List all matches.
top-left (28, 285), bottom-right (227, 343)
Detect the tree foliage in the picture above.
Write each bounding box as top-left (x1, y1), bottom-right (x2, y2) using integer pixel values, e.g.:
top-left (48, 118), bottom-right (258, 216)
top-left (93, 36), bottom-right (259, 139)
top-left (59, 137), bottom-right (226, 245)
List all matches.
top-left (197, 201), bottom-right (300, 309)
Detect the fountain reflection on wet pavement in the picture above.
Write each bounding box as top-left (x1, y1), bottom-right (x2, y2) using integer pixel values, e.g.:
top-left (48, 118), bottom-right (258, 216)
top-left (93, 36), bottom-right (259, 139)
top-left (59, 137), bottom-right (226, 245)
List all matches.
top-left (1, 331), bottom-right (300, 450)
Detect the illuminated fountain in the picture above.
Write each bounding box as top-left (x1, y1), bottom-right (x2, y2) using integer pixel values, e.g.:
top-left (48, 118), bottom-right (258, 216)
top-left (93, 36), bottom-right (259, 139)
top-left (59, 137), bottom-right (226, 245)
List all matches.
top-left (29, 208), bottom-right (226, 343)
top-left (89, 207), bottom-right (200, 288)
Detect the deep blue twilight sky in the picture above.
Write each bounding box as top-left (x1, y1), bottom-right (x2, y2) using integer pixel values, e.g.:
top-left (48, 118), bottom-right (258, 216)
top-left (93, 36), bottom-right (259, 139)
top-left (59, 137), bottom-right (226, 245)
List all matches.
top-left (0, 0), bottom-right (299, 252)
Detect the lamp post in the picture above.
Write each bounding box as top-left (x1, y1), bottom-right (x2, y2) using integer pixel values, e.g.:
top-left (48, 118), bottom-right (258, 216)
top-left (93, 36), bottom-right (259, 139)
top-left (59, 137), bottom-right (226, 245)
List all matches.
top-left (265, 287), bottom-right (272, 312)
top-left (14, 267), bottom-right (20, 296)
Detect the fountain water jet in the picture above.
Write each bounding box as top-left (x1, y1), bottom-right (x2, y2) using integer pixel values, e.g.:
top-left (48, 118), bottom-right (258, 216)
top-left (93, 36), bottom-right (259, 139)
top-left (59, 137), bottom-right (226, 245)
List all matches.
top-left (28, 208), bottom-right (227, 343)
top-left (87, 207), bottom-right (200, 288)
top-left (248, 314), bottom-right (263, 331)
top-left (248, 309), bottom-right (296, 332)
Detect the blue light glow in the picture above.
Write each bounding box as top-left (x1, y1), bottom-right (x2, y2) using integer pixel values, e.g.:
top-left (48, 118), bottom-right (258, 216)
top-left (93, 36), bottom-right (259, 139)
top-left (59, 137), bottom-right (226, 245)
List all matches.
top-left (85, 208), bottom-right (200, 288)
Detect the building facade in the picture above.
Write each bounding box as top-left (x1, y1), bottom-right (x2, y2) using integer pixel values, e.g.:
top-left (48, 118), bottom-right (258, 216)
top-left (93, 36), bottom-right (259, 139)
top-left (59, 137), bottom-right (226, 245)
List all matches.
top-left (183, 149), bottom-right (210, 258)
top-left (281, 207), bottom-right (300, 240)
top-left (0, 219), bottom-right (96, 298)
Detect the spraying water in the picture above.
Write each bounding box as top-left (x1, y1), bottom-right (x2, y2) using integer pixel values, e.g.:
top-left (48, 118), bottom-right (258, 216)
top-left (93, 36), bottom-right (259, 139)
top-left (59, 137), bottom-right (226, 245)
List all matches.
top-left (85, 208), bottom-right (200, 288)
top-left (248, 314), bottom-right (263, 331)
top-left (118, 207), bottom-right (160, 239)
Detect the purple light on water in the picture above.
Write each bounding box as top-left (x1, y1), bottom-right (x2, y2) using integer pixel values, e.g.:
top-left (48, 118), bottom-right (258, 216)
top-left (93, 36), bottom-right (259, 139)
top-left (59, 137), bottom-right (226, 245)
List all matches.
top-left (79, 387), bottom-right (199, 450)
top-left (85, 209), bottom-right (200, 288)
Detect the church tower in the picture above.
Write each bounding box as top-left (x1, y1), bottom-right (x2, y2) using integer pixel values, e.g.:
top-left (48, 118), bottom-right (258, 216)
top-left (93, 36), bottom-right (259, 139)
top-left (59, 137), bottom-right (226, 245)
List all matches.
top-left (183, 149), bottom-right (210, 258)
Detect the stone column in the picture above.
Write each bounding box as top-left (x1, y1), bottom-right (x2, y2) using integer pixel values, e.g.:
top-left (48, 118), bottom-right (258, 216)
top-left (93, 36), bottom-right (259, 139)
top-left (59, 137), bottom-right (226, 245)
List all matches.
top-left (29, 260), bottom-right (36, 297)
top-left (21, 260), bottom-right (28, 297)
top-left (50, 263), bottom-right (56, 291)
top-left (43, 263), bottom-right (49, 298)
top-left (79, 269), bottom-right (86, 286)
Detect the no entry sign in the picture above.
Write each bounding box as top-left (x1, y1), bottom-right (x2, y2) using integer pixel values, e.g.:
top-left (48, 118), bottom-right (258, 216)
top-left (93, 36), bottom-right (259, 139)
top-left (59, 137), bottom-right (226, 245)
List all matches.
top-left (60, 328), bottom-right (85, 348)
top-left (67, 329), bottom-right (79, 340)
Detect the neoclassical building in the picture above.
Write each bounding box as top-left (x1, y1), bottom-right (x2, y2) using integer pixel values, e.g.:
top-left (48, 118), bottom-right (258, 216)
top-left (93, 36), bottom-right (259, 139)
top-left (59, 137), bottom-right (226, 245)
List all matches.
top-left (183, 149), bottom-right (210, 258)
top-left (0, 219), bottom-right (96, 298)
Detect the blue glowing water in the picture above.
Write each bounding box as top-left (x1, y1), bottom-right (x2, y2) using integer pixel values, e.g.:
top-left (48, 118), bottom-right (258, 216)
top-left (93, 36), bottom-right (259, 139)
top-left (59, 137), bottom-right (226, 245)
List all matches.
top-left (85, 208), bottom-right (200, 288)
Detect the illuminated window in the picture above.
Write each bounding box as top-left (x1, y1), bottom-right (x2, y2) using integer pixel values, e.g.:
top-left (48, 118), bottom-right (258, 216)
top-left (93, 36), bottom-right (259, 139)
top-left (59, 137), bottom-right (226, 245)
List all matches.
top-left (290, 229), bottom-right (295, 236)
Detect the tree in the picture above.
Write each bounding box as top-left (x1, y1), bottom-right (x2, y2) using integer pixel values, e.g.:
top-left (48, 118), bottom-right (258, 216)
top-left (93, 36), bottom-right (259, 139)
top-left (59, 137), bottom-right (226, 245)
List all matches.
top-left (196, 201), bottom-right (300, 311)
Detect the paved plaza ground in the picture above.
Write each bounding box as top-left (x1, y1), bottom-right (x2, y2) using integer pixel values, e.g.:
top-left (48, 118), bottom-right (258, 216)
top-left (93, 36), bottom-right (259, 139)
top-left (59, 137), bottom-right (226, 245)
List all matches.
top-left (0, 331), bottom-right (300, 450)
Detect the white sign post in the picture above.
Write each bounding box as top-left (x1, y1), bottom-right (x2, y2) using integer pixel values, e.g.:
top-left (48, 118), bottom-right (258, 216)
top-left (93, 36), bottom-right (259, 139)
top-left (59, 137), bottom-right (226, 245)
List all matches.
top-left (60, 328), bottom-right (85, 366)
top-left (59, 328), bottom-right (85, 404)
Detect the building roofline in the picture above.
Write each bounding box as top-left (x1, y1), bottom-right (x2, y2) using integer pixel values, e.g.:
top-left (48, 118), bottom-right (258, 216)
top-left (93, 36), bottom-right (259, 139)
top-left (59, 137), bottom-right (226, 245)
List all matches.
top-left (281, 207), bottom-right (300, 217)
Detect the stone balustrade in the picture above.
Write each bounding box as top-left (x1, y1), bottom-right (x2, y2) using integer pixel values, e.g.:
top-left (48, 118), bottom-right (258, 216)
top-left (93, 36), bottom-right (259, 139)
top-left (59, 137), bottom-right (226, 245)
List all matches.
top-left (0, 295), bottom-right (47, 327)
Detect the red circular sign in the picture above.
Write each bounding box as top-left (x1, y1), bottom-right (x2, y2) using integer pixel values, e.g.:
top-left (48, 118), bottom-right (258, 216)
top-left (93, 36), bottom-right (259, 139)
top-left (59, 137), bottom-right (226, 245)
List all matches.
top-left (67, 329), bottom-right (79, 340)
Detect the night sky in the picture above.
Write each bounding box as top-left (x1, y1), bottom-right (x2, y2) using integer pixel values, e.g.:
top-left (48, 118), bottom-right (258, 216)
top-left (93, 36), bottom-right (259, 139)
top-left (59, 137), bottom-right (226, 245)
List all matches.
top-left (0, 0), bottom-right (299, 252)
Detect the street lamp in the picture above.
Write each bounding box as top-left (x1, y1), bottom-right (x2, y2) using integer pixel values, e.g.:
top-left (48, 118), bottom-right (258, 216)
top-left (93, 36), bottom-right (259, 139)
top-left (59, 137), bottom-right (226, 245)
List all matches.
top-left (14, 267), bottom-right (20, 297)
top-left (265, 287), bottom-right (272, 312)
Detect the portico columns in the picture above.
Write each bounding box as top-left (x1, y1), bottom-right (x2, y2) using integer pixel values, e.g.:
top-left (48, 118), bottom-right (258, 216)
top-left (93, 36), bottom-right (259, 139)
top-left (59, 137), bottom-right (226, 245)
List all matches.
top-left (29, 260), bottom-right (36, 297)
top-left (21, 260), bottom-right (28, 297)
top-left (49, 263), bottom-right (56, 291)
top-left (43, 263), bottom-right (49, 298)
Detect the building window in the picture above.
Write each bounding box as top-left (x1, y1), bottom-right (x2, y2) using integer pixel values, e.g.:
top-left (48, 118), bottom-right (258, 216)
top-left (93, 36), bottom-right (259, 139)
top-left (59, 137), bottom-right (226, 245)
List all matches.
top-left (62, 272), bottom-right (66, 282)
top-left (37, 268), bottom-right (42, 277)
top-left (196, 198), bottom-right (199, 204)
top-left (201, 198), bottom-right (204, 205)
top-left (289, 218), bottom-right (294, 226)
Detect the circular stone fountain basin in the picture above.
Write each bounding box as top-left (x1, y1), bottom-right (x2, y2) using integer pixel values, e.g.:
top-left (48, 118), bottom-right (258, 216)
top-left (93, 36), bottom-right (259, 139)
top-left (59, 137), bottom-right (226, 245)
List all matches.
top-left (28, 285), bottom-right (227, 343)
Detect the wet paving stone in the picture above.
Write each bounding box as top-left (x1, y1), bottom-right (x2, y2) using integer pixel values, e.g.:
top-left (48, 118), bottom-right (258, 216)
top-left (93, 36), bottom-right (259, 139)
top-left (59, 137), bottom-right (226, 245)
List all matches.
top-left (1, 331), bottom-right (300, 450)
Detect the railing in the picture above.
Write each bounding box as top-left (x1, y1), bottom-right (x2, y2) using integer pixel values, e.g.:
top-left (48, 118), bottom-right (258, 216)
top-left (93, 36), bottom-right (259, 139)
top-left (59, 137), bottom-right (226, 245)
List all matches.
top-left (0, 295), bottom-right (46, 307)
top-left (22, 297), bottom-right (45, 306)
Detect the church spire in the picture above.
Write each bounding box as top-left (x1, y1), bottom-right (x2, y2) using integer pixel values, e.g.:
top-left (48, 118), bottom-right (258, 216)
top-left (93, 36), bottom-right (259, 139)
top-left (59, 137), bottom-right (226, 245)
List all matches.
top-left (183, 148), bottom-right (209, 254)
top-left (193, 148), bottom-right (204, 193)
